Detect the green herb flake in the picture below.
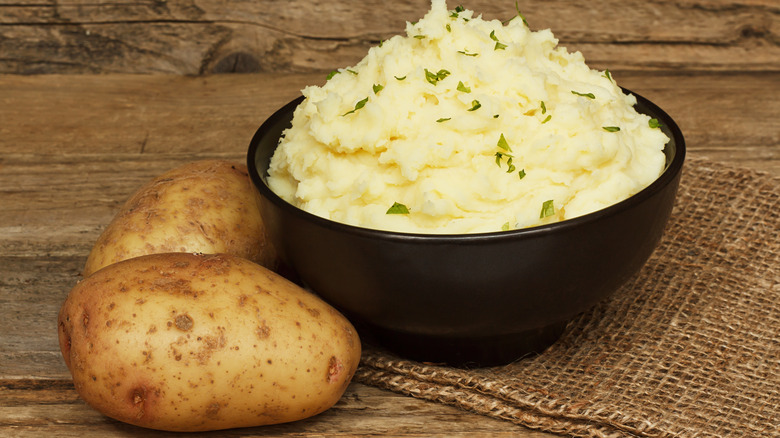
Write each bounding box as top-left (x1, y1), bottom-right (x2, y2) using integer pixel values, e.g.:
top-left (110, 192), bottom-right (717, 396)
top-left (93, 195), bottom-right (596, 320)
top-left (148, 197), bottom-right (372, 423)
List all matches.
top-left (540, 101), bottom-right (547, 114)
top-left (603, 69), bottom-right (613, 83)
top-left (493, 114), bottom-right (500, 118)
top-left (446, 23), bottom-right (451, 32)
top-left (506, 157), bottom-right (516, 173)
top-left (494, 42), bottom-right (507, 50)
top-left (467, 100), bottom-right (482, 111)
top-left (342, 97), bottom-right (369, 116)
top-left (518, 169), bottom-right (526, 179)
top-left (540, 200), bottom-right (555, 218)
top-left (386, 202), bottom-right (410, 215)
top-left (494, 151), bottom-right (513, 167)
top-left (457, 50), bottom-right (479, 57)
top-left (425, 68), bottom-right (451, 86)
top-left (372, 84), bottom-right (384, 94)
top-left (489, 30), bottom-right (499, 42)
top-left (394, 75), bottom-right (407, 81)
top-left (501, 222), bottom-right (512, 231)
top-left (649, 118), bottom-right (662, 129)
top-left (326, 70), bottom-right (340, 80)
top-left (414, 35), bottom-right (426, 39)
top-left (346, 69), bottom-right (358, 75)
top-left (571, 90), bottom-right (596, 99)
top-left (602, 126), bottom-right (621, 132)
top-left (541, 115), bottom-right (552, 124)
top-left (515, 1), bottom-right (529, 27)
top-left (450, 6), bottom-right (465, 18)
top-left (497, 133), bottom-right (511, 152)
top-left (457, 81), bottom-right (471, 93)
top-left (436, 117), bottom-right (451, 123)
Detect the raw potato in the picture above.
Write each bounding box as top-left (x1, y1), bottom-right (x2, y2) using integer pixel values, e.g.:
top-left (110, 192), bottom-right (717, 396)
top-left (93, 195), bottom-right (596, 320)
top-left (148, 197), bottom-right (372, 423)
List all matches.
top-left (82, 160), bottom-right (277, 277)
top-left (58, 252), bottom-right (361, 432)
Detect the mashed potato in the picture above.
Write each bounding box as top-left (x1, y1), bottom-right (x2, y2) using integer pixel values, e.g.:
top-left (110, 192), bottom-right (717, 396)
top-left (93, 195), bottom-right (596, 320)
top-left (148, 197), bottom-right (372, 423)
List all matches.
top-left (267, 0), bottom-right (668, 234)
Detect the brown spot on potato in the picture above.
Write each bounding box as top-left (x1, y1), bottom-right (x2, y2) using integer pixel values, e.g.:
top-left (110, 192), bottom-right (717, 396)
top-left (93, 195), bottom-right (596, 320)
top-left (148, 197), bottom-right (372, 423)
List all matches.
top-left (298, 299), bottom-right (320, 318)
top-left (238, 294), bottom-right (248, 306)
top-left (327, 356), bottom-right (344, 384)
top-left (256, 322), bottom-right (270, 339)
top-left (205, 402), bottom-right (221, 419)
top-left (174, 314), bottom-right (194, 331)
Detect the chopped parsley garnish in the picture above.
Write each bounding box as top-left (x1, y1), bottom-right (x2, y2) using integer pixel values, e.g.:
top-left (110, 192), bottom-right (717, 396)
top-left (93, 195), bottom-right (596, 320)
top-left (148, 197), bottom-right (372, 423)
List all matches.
top-left (450, 6), bottom-right (465, 18)
top-left (414, 35), bottom-right (426, 39)
top-left (493, 114), bottom-right (500, 118)
top-left (540, 200), bottom-right (555, 218)
top-left (467, 100), bottom-right (482, 111)
top-left (649, 118), bottom-right (662, 128)
top-left (518, 169), bottom-right (526, 179)
top-left (326, 70), bottom-right (340, 80)
top-left (571, 90), bottom-right (596, 99)
top-left (372, 84), bottom-right (384, 94)
top-left (515, 1), bottom-right (529, 27)
top-left (541, 115), bottom-right (552, 124)
top-left (386, 202), bottom-right (410, 214)
top-left (457, 81), bottom-right (471, 93)
top-left (494, 151), bottom-right (513, 167)
top-left (342, 97), bottom-right (368, 116)
top-left (458, 50), bottom-right (479, 56)
top-left (489, 30), bottom-right (507, 50)
top-left (497, 133), bottom-right (511, 151)
top-left (603, 69), bottom-right (613, 83)
top-left (436, 117), bottom-right (451, 123)
top-left (425, 68), bottom-right (451, 85)
top-left (394, 75), bottom-right (406, 81)
top-left (502, 222), bottom-right (512, 231)
top-left (541, 101), bottom-right (547, 114)
top-left (346, 69), bottom-right (358, 75)
top-left (446, 24), bottom-right (452, 32)
top-left (603, 126), bottom-right (621, 132)
top-left (505, 156), bottom-right (516, 173)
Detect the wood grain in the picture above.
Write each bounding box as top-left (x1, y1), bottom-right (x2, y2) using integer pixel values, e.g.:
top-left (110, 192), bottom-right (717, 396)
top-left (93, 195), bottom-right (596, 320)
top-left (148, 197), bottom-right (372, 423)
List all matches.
top-left (1, 0), bottom-right (778, 75)
top-left (1, 0), bottom-right (778, 434)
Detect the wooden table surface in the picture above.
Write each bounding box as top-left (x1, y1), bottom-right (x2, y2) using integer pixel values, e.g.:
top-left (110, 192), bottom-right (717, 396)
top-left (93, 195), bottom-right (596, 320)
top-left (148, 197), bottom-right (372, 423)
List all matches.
top-left (1, 70), bottom-right (777, 438)
top-left (1, 0), bottom-right (778, 436)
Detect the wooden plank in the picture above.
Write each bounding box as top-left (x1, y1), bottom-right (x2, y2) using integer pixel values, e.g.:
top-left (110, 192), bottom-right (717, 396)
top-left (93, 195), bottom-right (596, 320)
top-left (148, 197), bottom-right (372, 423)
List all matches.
top-left (0, 380), bottom-right (550, 437)
top-left (0, 0), bottom-right (777, 74)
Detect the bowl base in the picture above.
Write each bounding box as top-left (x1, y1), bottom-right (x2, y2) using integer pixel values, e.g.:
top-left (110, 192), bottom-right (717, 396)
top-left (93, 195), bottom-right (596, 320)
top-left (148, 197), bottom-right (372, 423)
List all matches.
top-left (358, 321), bottom-right (568, 368)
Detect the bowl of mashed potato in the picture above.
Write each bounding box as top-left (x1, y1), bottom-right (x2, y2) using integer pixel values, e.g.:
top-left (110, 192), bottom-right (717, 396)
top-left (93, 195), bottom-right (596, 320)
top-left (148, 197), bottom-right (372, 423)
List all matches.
top-left (247, 1), bottom-right (685, 366)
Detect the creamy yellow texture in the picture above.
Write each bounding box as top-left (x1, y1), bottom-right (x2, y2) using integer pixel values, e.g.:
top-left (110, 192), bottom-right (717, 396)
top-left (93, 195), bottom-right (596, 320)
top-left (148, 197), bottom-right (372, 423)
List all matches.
top-left (267, 0), bottom-right (668, 234)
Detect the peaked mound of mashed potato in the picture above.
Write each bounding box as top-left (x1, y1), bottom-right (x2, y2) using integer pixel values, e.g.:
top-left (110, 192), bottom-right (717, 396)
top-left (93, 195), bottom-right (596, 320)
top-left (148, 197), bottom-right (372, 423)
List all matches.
top-left (267, 0), bottom-right (668, 234)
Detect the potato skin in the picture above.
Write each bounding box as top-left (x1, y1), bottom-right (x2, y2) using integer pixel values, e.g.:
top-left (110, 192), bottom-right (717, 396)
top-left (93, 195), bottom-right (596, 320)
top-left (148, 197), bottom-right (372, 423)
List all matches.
top-left (58, 253), bottom-right (361, 431)
top-left (82, 160), bottom-right (277, 277)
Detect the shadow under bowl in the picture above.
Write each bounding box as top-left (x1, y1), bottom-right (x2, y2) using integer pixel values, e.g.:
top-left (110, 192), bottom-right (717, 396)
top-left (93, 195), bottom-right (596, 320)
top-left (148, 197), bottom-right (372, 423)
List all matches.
top-left (248, 89), bottom-right (686, 367)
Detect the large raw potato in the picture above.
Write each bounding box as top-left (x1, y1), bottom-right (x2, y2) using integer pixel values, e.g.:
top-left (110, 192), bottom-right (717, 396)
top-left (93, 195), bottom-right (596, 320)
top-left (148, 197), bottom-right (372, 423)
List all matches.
top-left (82, 160), bottom-right (277, 277)
top-left (58, 252), bottom-right (361, 431)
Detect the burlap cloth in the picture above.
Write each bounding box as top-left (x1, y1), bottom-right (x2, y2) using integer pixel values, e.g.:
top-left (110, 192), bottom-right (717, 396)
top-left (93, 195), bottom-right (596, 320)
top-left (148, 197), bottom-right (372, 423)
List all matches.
top-left (353, 157), bottom-right (779, 437)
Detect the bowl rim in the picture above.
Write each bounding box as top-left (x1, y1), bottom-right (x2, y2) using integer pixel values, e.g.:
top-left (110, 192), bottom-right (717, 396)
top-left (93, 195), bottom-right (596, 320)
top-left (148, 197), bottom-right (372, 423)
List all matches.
top-left (248, 88), bottom-right (686, 244)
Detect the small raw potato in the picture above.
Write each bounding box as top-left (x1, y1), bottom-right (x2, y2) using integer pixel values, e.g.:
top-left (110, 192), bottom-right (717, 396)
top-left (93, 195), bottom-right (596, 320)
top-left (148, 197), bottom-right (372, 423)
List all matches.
top-left (58, 253), bottom-right (361, 432)
top-left (82, 159), bottom-right (277, 277)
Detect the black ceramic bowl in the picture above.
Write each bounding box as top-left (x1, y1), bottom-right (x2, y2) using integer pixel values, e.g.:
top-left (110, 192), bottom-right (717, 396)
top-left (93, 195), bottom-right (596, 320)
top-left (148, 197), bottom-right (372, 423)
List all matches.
top-left (247, 90), bottom-right (685, 367)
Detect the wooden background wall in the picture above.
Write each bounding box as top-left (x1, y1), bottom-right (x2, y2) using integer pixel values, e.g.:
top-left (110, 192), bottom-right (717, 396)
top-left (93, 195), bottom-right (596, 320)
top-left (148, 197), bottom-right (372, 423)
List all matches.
top-left (2, 0), bottom-right (778, 75)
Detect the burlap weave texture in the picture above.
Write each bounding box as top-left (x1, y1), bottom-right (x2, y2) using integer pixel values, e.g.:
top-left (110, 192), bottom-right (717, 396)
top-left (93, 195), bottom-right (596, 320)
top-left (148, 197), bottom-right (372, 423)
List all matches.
top-left (354, 157), bottom-right (779, 437)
